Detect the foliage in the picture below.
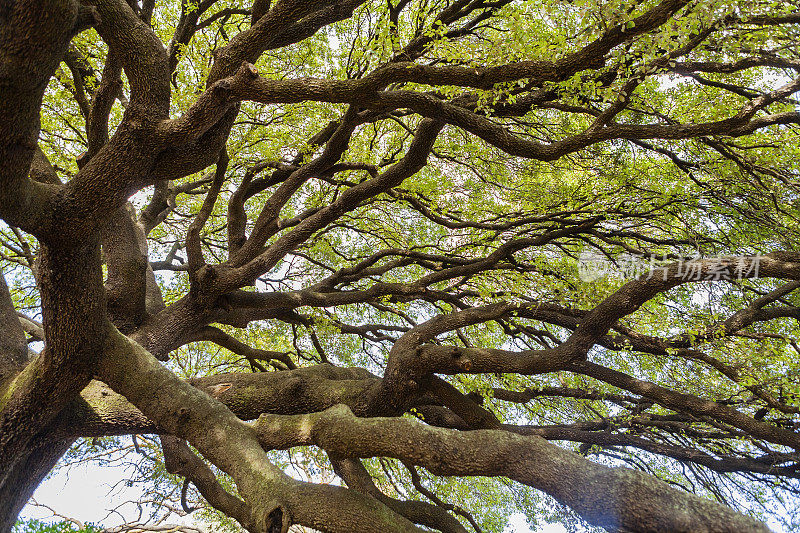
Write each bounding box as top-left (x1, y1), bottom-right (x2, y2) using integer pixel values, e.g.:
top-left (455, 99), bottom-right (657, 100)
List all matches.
top-left (12, 520), bottom-right (100, 533)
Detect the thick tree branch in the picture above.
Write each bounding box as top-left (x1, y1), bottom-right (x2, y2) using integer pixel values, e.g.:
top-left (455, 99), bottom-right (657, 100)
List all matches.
top-left (254, 404), bottom-right (770, 532)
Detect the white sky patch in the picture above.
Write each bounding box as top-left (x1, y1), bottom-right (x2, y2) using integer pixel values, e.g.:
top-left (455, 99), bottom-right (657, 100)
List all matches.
top-left (504, 514), bottom-right (566, 532)
top-left (21, 462), bottom-right (569, 532)
top-left (20, 462), bottom-right (196, 530)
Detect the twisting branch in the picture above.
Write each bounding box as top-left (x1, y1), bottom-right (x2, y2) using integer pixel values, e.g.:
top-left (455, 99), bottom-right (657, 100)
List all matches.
top-left (254, 404), bottom-right (769, 533)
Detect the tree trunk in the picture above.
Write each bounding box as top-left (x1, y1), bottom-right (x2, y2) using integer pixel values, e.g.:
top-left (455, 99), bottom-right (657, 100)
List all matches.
top-left (0, 432), bottom-right (72, 532)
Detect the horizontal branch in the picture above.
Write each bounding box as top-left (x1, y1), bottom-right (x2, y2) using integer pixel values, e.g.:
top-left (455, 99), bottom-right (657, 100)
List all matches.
top-left (254, 404), bottom-right (770, 532)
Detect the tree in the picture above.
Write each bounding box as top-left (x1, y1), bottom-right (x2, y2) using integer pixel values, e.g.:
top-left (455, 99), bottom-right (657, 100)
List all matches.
top-left (1, 0), bottom-right (799, 531)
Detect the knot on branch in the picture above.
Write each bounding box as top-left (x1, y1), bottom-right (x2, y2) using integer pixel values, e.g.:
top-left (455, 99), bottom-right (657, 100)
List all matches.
top-left (255, 500), bottom-right (290, 533)
top-left (176, 406), bottom-right (191, 427)
top-left (450, 347), bottom-right (472, 371)
top-left (239, 62), bottom-right (260, 79)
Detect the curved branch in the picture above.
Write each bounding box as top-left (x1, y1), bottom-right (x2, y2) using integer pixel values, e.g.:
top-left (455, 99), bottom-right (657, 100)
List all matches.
top-left (254, 404), bottom-right (770, 533)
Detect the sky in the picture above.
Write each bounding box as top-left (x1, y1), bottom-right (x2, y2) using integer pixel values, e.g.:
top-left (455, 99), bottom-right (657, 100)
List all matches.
top-left (21, 461), bottom-right (568, 532)
top-left (23, 466), bottom-right (791, 533)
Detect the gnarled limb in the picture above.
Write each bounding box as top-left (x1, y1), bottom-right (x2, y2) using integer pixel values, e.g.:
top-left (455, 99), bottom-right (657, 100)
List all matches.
top-left (99, 328), bottom-right (425, 533)
top-left (254, 404), bottom-right (770, 533)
